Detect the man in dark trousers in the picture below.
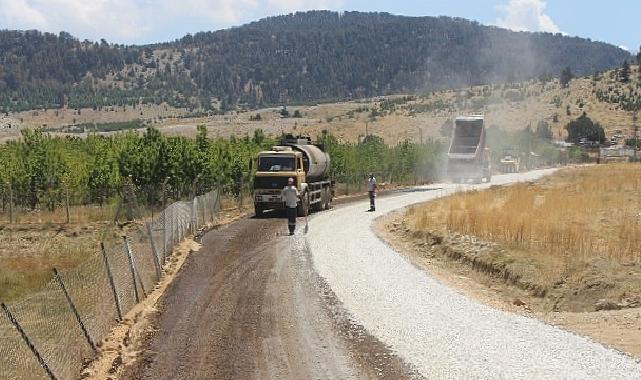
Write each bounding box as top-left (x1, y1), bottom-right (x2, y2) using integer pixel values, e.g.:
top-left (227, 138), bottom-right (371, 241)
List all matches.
top-left (367, 173), bottom-right (377, 211)
top-left (282, 177), bottom-right (299, 235)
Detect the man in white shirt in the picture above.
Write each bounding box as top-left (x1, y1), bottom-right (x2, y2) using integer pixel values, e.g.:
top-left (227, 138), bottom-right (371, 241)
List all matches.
top-left (282, 177), bottom-right (299, 235)
top-left (367, 173), bottom-right (377, 211)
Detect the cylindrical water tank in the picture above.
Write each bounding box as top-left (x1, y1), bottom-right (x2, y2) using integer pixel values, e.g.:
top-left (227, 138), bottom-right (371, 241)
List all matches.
top-left (292, 144), bottom-right (331, 182)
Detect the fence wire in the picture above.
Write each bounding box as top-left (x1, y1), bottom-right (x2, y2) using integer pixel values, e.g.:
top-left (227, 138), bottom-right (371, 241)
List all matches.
top-left (0, 188), bottom-right (220, 380)
top-left (0, 315), bottom-right (48, 380)
top-left (4, 280), bottom-right (95, 380)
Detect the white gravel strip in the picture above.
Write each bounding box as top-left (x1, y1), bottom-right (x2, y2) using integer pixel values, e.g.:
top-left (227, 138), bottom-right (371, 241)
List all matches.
top-left (307, 169), bottom-right (641, 379)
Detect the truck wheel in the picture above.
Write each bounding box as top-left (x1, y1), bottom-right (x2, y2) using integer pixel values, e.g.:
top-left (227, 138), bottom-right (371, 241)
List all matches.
top-left (312, 192), bottom-right (322, 212)
top-left (297, 193), bottom-right (309, 217)
top-left (323, 188), bottom-right (331, 210)
top-left (254, 203), bottom-right (264, 218)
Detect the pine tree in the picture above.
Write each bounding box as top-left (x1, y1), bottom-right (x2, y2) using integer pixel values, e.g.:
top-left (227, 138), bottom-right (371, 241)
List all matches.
top-left (619, 60), bottom-right (630, 83)
top-left (560, 67), bottom-right (573, 88)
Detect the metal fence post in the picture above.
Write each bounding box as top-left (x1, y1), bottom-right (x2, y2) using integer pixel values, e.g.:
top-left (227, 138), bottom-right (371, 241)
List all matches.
top-left (1, 303), bottom-right (58, 380)
top-left (52, 268), bottom-right (97, 353)
top-left (162, 209), bottom-right (167, 264)
top-left (170, 204), bottom-right (175, 248)
top-left (146, 223), bottom-right (162, 281)
top-left (191, 197), bottom-right (197, 235)
top-left (162, 177), bottom-right (169, 263)
top-left (216, 185), bottom-right (221, 213)
top-left (100, 243), bottom-right (122, 322)
top-left (209, 191), bottom-right (214, 224)
top-left (64, 187), bottom-right (70, 224)
top-left (8, 182), bottom-right (13, 224)
top-left (239, 175), bottom-right (244, 210)
top-left (199, 194), bottom-right (205, 226)
top-left (122, 236), bottom-right (141, 303)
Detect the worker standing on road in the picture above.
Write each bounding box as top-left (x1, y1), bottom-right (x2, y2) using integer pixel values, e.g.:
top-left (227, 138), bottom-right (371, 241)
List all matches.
top-left (282, 178), bottom-right (299, 235)
top-left (367, 173), bottom-right (377, 211)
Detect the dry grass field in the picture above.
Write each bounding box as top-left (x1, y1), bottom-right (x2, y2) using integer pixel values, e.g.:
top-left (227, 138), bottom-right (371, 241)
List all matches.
top-left (0, 222), bottom-right (117, 301)
top-left (410, 164), bottom-right (641, 261)
top-left (403, 164), bottom-right (641, 312)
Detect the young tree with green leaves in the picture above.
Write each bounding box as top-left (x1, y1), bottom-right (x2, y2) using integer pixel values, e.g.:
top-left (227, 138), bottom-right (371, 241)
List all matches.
top-left (565, 112), bottom-right (605, 144)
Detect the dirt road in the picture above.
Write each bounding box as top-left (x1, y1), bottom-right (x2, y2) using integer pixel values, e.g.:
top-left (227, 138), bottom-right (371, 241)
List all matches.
top-left (123, 211), bottom-right (419, 379)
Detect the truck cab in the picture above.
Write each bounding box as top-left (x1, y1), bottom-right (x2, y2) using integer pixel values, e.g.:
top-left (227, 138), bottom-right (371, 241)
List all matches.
top-left (254, 147), bottom-right (307, 216)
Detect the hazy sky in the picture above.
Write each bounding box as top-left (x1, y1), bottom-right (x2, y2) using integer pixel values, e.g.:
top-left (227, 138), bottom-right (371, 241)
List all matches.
top-left (0, 0), bottom-right (638, 53)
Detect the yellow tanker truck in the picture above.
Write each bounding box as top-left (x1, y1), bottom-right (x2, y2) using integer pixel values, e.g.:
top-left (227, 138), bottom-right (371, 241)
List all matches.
top-left (253, 135), bottom-right (334, 217)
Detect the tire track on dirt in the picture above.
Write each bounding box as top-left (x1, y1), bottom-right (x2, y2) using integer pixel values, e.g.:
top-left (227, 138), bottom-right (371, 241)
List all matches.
top-left (123, 211), bottom-right (419, 379)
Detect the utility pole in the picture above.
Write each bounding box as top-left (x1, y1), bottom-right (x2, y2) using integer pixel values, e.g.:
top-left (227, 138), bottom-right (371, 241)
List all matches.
top-left (634, 111), bottom-right (639, 162)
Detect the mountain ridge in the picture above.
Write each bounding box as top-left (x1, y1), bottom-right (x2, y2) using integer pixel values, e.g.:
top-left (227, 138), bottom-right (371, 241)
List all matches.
top-left (0, 11), bottom-right (631, 112)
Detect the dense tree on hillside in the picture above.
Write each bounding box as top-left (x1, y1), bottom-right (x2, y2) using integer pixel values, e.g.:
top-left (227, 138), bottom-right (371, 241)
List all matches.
top-left (535, 121), bottom-right (553, 141)
top-left (0, 11), bottom-right (631, 112)
top-left (565, 112), bottom-right (605, 144)
top-left (560, 67), bottom-right (574, 88)
top-left (619, 60), bottom-right (631, 83)
top-left (637, 48), bottom-right (641, 81)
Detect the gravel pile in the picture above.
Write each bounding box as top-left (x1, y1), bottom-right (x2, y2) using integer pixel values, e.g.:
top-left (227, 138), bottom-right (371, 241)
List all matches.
top-left (307, 169), bottom-right (641, 379)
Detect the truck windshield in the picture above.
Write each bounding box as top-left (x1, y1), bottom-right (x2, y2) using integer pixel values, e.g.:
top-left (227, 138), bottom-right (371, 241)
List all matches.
top-left (258, 156), bottom-right (296, 172)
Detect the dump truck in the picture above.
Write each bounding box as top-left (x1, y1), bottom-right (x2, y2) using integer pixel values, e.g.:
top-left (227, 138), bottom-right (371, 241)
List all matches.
top-left (447, 116), bottom-right (491, 183)
top-left (253, 135), bottom-right (334, 217)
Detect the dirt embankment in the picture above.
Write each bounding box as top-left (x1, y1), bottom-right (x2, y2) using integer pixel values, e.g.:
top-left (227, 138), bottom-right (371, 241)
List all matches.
top-left (384, 216), bottom-right (641, 313)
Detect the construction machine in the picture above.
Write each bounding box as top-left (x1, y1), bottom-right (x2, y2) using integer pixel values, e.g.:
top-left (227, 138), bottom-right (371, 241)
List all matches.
top-left (253, 135), bottom-right (334, 217)
top-left (499, 149), bottom-right (520, 173)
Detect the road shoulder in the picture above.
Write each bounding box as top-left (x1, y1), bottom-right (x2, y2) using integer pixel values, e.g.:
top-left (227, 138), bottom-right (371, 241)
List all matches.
top-left (374, 209), bottom-right (641, 359)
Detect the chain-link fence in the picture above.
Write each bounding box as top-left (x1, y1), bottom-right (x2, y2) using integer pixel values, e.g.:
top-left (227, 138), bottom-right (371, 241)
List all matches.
top-left (0, 188), bottom-right (220, 380)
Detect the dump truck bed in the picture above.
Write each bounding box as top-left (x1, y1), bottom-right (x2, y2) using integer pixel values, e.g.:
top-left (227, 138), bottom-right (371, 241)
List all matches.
top-left (448, 116), bottom-right (484, 158)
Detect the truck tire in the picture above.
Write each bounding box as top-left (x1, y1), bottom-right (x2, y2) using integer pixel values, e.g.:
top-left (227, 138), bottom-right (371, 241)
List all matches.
top-left (254, 203), bottom-right (264, 218)
top-left (297, 193), bottom-right (309, 217)
top-left (323, 187), bottom-right (331, 210)
top-left (311, 192), bottom-right (322, 212)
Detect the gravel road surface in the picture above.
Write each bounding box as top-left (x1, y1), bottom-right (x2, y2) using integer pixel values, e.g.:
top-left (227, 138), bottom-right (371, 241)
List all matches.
top-left (125, 213), bottom-right (418, 379)
top-left (307, 169), bottom-right (641, 379)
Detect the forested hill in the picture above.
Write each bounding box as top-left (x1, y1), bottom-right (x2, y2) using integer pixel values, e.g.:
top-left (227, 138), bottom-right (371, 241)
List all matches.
top-left (0, 11), bottom-right (631, 112)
